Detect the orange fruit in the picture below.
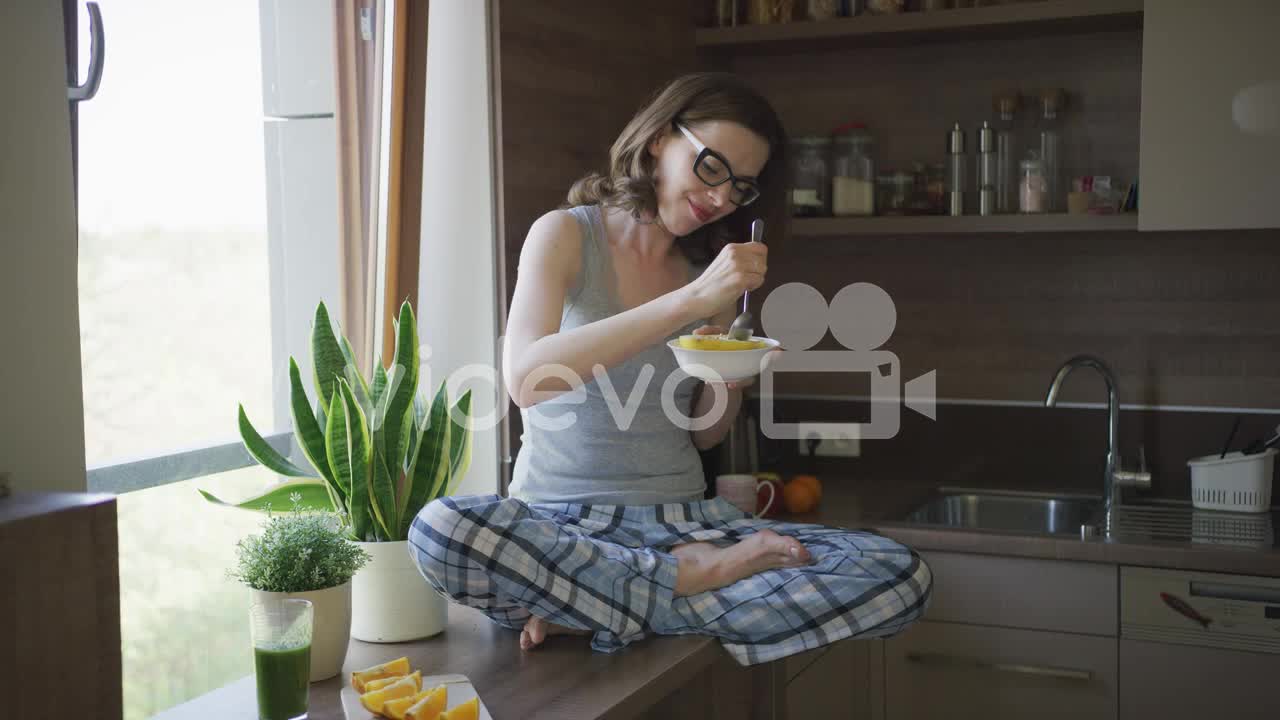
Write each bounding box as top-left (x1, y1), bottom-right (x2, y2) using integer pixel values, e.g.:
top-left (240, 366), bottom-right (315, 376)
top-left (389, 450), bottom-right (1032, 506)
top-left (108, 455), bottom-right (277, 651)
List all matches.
top-left (792, 474), bottom-right (822, 502)
top-left (782, 480), bottom-right (819, 514)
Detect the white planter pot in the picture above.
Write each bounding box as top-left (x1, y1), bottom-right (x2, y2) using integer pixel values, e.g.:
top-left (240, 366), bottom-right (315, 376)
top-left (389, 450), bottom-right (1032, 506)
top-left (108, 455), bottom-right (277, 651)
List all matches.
top-left (351, 540), bottom-right (446, 643)
top-left (251, 582), bottom-right (352, 682)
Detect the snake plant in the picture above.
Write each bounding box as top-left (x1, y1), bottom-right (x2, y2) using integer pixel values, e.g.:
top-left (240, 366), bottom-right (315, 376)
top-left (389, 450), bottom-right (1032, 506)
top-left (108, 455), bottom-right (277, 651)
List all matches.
top-left (201, 300), bottom-right (473, 542)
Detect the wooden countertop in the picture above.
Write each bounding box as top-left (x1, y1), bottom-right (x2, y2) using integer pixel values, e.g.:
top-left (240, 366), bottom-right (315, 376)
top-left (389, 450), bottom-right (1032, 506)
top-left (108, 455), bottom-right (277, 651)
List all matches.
top-left (154, 602), bottom-right (728, 720)
top-left (156, 474), bottom-right (1280, 719)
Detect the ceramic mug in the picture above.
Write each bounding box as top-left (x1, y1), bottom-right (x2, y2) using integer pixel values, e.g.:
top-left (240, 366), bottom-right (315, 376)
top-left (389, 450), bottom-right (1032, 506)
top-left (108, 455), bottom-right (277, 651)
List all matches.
top-left (716, 474), bottom-right (776, 518)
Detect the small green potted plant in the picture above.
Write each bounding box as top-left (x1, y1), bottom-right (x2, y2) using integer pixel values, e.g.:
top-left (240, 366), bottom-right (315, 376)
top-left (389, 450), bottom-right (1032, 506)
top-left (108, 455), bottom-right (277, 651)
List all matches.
top-left (231, 496), bottom-right (370, 681)
top-left (204, 300), bottom-right (473, 642)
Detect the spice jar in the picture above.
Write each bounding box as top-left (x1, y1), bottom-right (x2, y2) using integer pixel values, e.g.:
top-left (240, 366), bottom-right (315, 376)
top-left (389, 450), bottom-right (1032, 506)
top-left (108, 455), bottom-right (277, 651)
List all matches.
top-left (1019, 154), bottom-right (1048, 214)
top-left (789, 136), bottom-right (831, 216)
top-left (807, 0), bottom-right (841, 20)
top-left (748, 0), bottom-right (796, 24)
top-left (926, 163), bottom-right (947, 214)
top-left (866, 0), bottom-right (904, 14)
top-left (831, 123), bottom-right (875, 216)
top-left (877, 171), bottom-right (914, 215)
top-left (714, 0), bottom-right (738, 27)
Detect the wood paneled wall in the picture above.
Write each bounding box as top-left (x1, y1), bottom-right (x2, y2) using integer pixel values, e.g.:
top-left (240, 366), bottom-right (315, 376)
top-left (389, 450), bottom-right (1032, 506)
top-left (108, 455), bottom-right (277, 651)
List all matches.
top-left (762, 228), bottom-right (1280, 409)
top-left (489, 5), bottom-right (1280, 496)
top-left (712, 25), bottom-right (1280, 410)
top-left (713, 28), bottom-right (1144, 191)
top-left (491, 0), bottom-right (698, 480)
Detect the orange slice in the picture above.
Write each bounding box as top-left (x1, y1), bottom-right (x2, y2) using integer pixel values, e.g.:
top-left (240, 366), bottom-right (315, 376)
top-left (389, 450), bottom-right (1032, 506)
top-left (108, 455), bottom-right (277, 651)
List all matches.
top-left (351, 656), bottom-right (411, 692)
top-left (402, 685), bottom-right (448, 720)
top-left (440, 697), bottom-right (480, 720)
top-left (359, 673), bottom-right (419, 714)
top-left (365, 669), bottom-right (420, 693)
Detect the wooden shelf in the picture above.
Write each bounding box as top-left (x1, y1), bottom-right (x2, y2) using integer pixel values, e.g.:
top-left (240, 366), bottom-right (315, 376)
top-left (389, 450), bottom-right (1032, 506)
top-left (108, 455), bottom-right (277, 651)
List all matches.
top-left (791, 213), bottom-right (1138, 236)
top-left (695, 0), bottom-right (1144, 51)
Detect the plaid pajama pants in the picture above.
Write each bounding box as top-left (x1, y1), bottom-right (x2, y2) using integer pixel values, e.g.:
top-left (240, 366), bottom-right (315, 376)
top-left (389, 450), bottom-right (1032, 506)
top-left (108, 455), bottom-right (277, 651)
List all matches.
top-left (407, 493), bottom-right (932, 666)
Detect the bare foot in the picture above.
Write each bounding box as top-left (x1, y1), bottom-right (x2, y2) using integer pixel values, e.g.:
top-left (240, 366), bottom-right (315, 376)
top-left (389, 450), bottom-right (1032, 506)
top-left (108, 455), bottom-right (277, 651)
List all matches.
top-left (670, 529), bottom-right (812, 597)
top-left (519, 615), bottom-right (590, 651)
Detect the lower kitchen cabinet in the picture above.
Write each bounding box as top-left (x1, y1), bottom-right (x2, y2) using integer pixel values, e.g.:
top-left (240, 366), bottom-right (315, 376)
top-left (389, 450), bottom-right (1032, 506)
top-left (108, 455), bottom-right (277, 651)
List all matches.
top-left (1120, 639), bottom-right (1280, 719)
top-left (884, 620), bottom-right (1117, 720)
top-left (784, 638), bottom-right (879, 720)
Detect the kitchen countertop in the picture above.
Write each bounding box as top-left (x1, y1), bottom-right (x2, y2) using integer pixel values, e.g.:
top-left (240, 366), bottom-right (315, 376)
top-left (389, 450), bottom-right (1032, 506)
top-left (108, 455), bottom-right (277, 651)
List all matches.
top-left (788, 473), bottom-right (1280, 577)
top-left (154, 601), bottom-right (737, 720)
top-left (156, 475), bottom-right (1280, 719)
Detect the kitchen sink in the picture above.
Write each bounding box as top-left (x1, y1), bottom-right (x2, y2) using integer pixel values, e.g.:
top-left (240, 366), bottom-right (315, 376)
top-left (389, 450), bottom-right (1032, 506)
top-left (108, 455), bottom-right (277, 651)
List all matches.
top-left (900, 487), bottom-right (1104, 536)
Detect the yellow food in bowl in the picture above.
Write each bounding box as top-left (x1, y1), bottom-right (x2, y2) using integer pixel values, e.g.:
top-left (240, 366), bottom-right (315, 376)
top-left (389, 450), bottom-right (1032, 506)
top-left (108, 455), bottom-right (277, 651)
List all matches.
top-left (676, 335), bottom-right (767, 351)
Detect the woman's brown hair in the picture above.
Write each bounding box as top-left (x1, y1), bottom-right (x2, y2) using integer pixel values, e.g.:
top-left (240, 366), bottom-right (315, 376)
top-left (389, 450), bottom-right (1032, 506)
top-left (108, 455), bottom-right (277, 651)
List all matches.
top-left (566, 72), bottom-right (789, 264)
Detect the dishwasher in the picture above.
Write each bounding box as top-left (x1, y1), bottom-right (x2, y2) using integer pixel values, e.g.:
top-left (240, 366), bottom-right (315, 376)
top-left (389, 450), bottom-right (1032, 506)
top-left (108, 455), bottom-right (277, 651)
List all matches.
top-left (1120, 567), bottom-right (1280, 718)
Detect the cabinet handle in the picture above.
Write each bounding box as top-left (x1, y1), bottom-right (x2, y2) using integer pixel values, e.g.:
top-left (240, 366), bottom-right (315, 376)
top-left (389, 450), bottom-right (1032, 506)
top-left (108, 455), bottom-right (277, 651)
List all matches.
top-left (906, 652), bottom-right (1093, 683)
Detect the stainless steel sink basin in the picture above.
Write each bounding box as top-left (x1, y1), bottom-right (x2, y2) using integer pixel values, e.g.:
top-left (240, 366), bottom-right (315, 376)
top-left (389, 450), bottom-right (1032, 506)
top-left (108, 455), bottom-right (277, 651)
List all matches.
top-left (901, 487), bottom-right (1103, 536)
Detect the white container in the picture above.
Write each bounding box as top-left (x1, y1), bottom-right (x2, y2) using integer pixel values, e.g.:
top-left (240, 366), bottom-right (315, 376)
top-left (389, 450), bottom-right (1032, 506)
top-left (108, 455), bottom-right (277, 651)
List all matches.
top-left (666, 337), bottom-right (781, 383)
top-left (1186, 449), bottom-right (1276, 512)
top-left (351, 539), bottom-right (447, 642)
top-left (251, 582), bottom-right (351, 682)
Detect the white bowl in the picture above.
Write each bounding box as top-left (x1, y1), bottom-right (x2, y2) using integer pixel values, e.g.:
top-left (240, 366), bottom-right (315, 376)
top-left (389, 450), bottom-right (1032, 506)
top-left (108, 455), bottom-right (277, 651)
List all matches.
top-left (666, 336), bottom-right (781, 383)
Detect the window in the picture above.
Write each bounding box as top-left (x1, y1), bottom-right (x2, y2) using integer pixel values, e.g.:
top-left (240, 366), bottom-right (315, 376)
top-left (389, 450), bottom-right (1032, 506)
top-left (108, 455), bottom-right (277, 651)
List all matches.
top-left (77, 0), bottom-right (276, 470)
top-left (71, 1), bottom-right (391, 716)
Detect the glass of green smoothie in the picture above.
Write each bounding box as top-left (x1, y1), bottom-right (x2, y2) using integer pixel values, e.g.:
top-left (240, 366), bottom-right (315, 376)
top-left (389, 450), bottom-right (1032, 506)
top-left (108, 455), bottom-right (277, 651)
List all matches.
top-left (250, 598), bottom-right (313, 720)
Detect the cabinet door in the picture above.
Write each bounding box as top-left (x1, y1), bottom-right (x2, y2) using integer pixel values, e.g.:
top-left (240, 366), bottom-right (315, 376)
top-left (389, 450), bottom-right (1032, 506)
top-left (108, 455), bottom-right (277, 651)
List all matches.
top-left (786, 638), bottom-right (877, 720)
top-left (1120, 639), bottom-right (1280, 719)
top-left (1139, 1), bottom-right (1280, 230)
top-left (884, 621), bottom-right (1117, 720)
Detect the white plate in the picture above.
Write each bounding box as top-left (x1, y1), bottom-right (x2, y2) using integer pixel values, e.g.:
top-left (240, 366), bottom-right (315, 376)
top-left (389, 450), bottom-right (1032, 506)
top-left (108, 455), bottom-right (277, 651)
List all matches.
top-left (341, 673), bottom-right (494, 720)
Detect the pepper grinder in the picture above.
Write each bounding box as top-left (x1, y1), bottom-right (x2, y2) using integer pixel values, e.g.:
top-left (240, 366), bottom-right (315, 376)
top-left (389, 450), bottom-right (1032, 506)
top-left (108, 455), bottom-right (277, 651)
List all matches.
top-left (977, 121), bottom-right (997, 216)
top-left (946, 123), bottom-right (967, 216)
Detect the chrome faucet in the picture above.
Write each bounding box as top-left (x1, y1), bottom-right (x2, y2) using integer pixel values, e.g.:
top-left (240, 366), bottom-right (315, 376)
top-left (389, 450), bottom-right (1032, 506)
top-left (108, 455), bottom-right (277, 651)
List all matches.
top-left (1044, 354), bottom-right (1150, 531)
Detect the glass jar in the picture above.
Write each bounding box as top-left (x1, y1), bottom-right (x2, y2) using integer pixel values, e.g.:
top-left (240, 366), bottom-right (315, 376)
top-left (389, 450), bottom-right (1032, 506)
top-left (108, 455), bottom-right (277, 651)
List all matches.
top-left (807, 0), bottom-right (841, 20)
top-left (876, 171), bottom-right (914, 215)
top-left (789, 137), bottom-right (831, 216)
top-left (831, 124), bottom-right (875, 216)
top-left (865, 0), bottom-right (904, 14)
top-left (926, 162), bottom-right (947, 215)
top-left (1019, 155), bottom-right (1049, 214)
top-left (748, 0), bottom-right (796, 24)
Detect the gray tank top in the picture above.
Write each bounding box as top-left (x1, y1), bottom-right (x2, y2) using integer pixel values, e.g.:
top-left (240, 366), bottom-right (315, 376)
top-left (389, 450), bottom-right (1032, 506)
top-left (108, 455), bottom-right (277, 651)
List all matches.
top-left (508, 205), bottom-right (707, 505)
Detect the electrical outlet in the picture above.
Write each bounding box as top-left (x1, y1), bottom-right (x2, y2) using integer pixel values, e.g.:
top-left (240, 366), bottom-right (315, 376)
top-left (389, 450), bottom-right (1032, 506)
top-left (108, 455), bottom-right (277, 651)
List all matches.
top-left (815, 436), bottom-right (861, 457)
top-left (797, 425), bottom-right (861, 457)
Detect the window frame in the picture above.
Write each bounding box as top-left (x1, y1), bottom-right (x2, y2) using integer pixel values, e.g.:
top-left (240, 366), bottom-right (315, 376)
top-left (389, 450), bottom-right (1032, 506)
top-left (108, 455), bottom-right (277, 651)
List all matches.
top-left (69, 1), bottom-right (417, 497)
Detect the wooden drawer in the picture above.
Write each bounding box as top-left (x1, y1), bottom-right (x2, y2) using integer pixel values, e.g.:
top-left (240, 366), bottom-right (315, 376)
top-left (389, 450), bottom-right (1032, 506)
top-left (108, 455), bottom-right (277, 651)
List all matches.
top-left (885, 621), bottom-right (1117, 720)
top-left (921, 550), bottom-right (1117, 636)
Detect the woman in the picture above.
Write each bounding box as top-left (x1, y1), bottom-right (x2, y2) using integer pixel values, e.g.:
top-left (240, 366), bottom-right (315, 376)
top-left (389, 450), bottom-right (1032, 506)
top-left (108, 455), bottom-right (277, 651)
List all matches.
top-left (411, 73), bottom-right (931, 665)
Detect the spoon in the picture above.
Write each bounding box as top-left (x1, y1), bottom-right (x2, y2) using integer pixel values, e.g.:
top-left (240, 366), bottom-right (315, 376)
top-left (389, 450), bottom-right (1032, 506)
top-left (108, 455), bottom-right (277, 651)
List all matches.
top-left (726, 219), bottom-right (764, 341)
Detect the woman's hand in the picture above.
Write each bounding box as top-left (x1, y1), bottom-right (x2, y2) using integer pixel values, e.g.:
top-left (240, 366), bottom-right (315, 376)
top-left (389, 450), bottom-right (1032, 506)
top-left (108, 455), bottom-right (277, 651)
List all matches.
top-left (685, 241), bottom-right (768, 319)
top-left (690, 325), bottom-right (755, 390)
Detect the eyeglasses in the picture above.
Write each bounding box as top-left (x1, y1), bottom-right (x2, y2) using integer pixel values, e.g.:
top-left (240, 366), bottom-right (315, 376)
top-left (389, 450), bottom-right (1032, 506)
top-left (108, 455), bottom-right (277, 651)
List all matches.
top-left (675, 123), bottom-right (762, 207)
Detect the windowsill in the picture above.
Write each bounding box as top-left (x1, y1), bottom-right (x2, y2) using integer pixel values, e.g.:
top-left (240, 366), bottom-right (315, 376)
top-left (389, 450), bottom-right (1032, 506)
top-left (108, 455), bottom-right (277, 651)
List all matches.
top-left (150, 602), bottom-right (771, 720)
